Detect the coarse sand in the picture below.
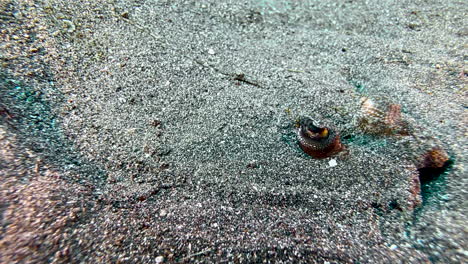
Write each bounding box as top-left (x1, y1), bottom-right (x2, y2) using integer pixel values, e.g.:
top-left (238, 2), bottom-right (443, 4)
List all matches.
top-left (1, 0), bottom-right (467, 263)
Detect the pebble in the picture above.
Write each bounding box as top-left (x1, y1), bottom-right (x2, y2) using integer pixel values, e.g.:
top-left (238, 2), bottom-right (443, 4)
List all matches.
top-left (208, 48), bottom-right (215, 55)
top-left (155, 256), bottom-right (164, 263)
top-left (159, 209), bottom-right (167, 217)
top-left (328, 159), bottom-right (337, 167)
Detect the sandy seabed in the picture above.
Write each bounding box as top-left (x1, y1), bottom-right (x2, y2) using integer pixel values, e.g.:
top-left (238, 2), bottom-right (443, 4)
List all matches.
top-left (1, 0), bottom-right (467, 263)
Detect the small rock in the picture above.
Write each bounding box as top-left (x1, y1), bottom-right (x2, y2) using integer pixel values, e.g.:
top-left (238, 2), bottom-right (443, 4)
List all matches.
top-left (159, 209), bottom-right (167, 217)
top-left (389, 244), bottom-right (398, 251)
top-left (208, 48), bottom-right (215, 55)
top-left (328, 159), bottom-right (337, 167)
top-left (150, 119), bottom-right (161, 127)
top-left (247, 160), bottom-right (258, 169)
top-left (121, 12), bottom-right (129, 19)
top-left (155, 256), bottom-right (164, 263)
top-left (12, 11), bottom-right (21, 19)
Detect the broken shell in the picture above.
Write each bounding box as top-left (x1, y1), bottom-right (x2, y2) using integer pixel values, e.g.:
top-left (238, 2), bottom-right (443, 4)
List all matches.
top-left (358, 97), bottom-right (410, 136)
top-left (297, 117), bottom-right (343, 159)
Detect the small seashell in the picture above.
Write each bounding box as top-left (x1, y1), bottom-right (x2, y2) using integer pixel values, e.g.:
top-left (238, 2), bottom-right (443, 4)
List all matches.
top-left (328, 159), bottom-right (338, 167)
top-left (358, 97), bottom-right (410, 136)
top-left (297, 117), bottom-right (343, 159)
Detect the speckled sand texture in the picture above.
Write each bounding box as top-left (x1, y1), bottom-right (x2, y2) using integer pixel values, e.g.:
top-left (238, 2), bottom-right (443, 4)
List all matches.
top-left (1, 0), bottom-right (467, 263)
